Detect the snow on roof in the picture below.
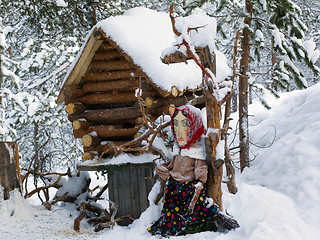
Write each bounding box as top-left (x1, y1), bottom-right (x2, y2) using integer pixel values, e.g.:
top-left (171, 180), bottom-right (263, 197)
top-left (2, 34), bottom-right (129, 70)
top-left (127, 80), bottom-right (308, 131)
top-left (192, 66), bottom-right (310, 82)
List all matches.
top-left (60, 7), bottom-right (231, 98)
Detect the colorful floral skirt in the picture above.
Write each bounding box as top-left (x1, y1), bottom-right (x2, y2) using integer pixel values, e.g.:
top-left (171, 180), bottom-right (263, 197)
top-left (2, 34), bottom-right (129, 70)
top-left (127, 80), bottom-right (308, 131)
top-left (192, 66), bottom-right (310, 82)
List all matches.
top-left (148, 177), bottom-right (219, 237)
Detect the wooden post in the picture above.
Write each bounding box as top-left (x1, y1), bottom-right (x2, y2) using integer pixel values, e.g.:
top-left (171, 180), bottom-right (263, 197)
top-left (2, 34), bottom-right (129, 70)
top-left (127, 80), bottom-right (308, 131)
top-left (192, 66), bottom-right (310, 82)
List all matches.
top-left (0, 142), bottom-right (21, 199)
top-left (198, 47), bottom-right (223, 210)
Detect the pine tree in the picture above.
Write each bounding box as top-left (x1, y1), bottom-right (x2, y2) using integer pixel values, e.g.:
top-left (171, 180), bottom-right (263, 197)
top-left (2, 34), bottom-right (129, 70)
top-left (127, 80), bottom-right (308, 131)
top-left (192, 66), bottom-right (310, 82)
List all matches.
top-left (0, 17), bottom-right (27, 141)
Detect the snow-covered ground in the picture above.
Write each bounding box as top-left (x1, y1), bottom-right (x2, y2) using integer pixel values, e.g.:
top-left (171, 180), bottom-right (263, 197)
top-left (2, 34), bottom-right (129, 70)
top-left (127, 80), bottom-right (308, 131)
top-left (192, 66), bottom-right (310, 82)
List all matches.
top-left (1, 83), bottom-right (320, 239)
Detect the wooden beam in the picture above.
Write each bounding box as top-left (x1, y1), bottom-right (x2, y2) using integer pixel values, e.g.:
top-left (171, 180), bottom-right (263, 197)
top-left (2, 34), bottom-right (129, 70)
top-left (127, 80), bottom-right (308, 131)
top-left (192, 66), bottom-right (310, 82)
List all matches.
top-left (66, 103), bottom-right (87, 115)
top-left (82, 134), bottom-right (101, 147)
top-left (83, 141), bottom-right (126, 154)
top-left (77, 92), bottom-right (137, 105)
top-left (63, 85), bottom-right (85, 100)
top-left (82, 70), bottom-right (140, 82)
top-left (72, 120), bottom-right (92, 130)
top-left (94, 50), bottom-right (123, 61)
top-left (102, 41), bottom-right (114, 51)
top-left (82, 79), bottom-right (138, 93)
top-left (56, 28), bottom-right (103, 104)
top-left (82, 152), bottom-right (96, 161)
top-left (68, 106), bottom-right (142, 124)
top-left (73, 125), bottom-right (140, 139)
top-left (90, 60), bottom-right (133, 71)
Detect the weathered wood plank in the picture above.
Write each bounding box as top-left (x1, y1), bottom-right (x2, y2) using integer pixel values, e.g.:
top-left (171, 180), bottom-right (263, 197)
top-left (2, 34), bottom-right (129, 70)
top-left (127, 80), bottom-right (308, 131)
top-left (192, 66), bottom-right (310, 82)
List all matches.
top-left (129, 167), bottom-right (140, 219)
top-left (137, 168), bottom-right (148, 212)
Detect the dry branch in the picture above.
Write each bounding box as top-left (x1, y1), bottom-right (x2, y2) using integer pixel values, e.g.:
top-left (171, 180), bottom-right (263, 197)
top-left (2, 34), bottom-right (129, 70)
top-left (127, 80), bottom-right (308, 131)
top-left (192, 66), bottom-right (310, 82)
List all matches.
top-left (74, 202), bottom-right (87, 232)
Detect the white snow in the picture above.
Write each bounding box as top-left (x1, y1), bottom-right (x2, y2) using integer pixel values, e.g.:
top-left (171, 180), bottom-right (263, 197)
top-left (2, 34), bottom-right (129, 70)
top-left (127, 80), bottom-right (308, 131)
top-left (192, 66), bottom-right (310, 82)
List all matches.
top-left (55, 0), bottom-right (67, 7)
top-left (63, 7), bottom-right (231, 95)
top-left (2, 82), bottom-right (320, 239)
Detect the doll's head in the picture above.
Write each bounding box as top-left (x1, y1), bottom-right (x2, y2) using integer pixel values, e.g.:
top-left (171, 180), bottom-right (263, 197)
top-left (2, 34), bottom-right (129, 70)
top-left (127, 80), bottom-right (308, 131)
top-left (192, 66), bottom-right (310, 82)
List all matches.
top-left (171, 105), bottom-right (204, 149)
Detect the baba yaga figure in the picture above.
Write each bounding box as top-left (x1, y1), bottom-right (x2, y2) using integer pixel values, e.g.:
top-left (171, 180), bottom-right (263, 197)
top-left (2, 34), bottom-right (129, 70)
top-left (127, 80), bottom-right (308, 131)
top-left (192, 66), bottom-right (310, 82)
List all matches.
top-left (148, 105), bottom-right (239, 237)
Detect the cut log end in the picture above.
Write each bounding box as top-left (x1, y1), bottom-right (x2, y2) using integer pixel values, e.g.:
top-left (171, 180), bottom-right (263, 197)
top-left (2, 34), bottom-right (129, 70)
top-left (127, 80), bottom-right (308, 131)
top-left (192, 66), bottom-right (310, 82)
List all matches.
top-left (171, 85), bottom-right (179, 97)
top-left (66, 103), bottom-right (76, 115)
top-left (168, 104), bottom-right (175, 115)
top-left (82, 152), bottom-right (96, 161)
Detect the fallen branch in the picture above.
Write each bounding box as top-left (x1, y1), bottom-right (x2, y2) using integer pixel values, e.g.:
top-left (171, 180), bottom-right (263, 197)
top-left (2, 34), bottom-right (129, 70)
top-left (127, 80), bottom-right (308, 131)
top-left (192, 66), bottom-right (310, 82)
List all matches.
top-left (74, 202), bottom-right (87, 232)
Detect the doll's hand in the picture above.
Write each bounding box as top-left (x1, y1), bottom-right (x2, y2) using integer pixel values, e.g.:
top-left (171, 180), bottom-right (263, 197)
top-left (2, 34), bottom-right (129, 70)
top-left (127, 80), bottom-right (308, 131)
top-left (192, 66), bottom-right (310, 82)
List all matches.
top-left (188, 203), bottom-right (195, 215)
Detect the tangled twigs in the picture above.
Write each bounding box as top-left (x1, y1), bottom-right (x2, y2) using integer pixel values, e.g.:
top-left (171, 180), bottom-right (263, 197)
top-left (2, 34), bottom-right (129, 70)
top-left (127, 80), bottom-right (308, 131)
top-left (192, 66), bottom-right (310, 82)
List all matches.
top-left (98, 121), bottom-right (170, 160)
top-left (24, 175), bottom-right (62, 199)
top-left (22, 168), bottom-right (72, 200)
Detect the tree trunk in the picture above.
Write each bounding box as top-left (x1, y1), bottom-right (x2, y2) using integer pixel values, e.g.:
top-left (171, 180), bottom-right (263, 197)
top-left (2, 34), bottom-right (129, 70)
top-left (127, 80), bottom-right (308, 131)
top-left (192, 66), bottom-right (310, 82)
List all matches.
top-left (34, 122), bottom-right (40, 173)
top-left (0, 142), bottom-right (21, 199)
top-left (199, 47), bottom-right (223, 210)
top-left (239, 0), bottom-right (252, 172)
top-left (0, 37), bottom-right (3, 104)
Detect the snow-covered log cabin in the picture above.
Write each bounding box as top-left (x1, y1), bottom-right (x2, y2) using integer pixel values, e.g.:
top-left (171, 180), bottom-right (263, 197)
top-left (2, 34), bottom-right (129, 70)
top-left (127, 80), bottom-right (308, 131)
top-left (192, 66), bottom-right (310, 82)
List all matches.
top-left (57, 8), bottom-right (209, 162)
top-left (57, 7), bottom-right (231, 223)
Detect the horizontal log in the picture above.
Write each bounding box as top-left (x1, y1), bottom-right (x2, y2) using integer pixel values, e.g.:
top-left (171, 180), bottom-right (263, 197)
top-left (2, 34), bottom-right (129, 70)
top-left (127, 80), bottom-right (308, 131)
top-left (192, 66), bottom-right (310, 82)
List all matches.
top-left (82, 70), bottom-right (140, 82)
top-left (102, 42), bottom-right (114, 51)
top-left (66, 103), bottom-right (87, 115)
top-left (94, 50), bottom-right (123, 61)
top-left (82, 79), bottom-right (138, 93)
top-left (67, 106), bottom-right (142, 124)
top-left (82, 134), bottom-right (101, 147)
top-left (72, 120), bottom-right (92, 130)
top-left (82, 152), bottom-right (96, 161)
top-left (83, 141), bottom-right (126, 154)
top-left (90, 60), bottom-right (133, 71)
top-left (63, 85), bottom-right (85, 100)
top-left (77, 92), bottom-right (137, 105)
top-left (73, 125), bottom-right (139, 139)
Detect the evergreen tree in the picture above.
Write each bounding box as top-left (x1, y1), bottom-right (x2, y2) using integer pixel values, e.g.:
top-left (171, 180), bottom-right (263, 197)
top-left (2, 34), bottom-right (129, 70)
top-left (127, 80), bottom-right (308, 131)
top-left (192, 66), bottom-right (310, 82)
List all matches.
top-left (0, 17), bottom-right (27, 141)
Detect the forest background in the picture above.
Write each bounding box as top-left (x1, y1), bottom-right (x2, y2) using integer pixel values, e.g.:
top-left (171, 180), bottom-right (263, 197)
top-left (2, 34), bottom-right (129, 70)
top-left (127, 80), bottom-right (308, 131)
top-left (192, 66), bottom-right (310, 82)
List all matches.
top-left (0, 0), bottom-right (319, 174)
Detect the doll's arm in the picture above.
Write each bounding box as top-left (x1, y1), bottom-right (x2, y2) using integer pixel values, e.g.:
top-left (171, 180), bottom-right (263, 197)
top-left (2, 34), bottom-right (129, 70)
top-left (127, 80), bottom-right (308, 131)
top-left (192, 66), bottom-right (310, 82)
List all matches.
top-left (188, 159), bottom-right (208, 214)
top-left (155, 159), bottom-right (174, 180)
top-left (188, 181), bottom-right (204, 215)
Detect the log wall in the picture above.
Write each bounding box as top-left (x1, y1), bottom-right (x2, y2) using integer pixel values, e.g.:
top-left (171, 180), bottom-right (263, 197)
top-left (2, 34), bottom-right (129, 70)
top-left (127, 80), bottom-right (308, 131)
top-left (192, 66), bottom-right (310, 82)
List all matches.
top-left (63, 38), bottom-right (205, 161)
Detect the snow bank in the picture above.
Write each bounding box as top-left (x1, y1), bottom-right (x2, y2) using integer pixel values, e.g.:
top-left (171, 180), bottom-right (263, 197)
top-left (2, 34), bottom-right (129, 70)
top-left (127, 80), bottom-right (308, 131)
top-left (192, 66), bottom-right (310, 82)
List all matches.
top-left (245, 82), bottom-right (320, 229)
top-left (2, 83), bottom-right (320, 239)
